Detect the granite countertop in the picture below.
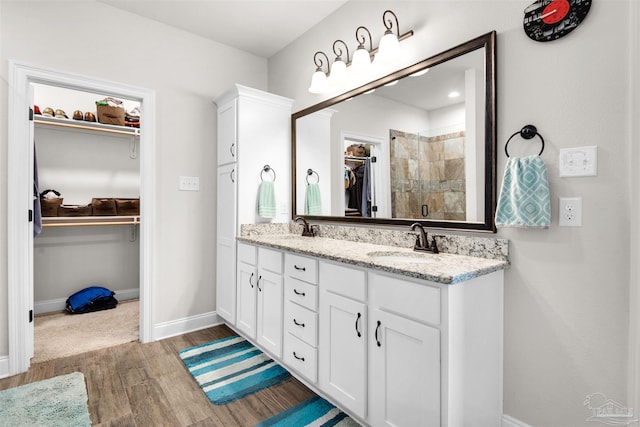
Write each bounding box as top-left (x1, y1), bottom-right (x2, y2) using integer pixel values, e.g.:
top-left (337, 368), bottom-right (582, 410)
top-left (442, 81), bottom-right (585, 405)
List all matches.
top-left (237, 232), bottom-right (509, 285)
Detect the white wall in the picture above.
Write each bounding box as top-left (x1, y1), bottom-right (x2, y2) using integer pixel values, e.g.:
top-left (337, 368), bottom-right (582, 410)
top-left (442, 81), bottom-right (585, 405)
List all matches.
top-left (0, 2), bottom-right (267, 351)
top-left (270, 1), bottom-right (634, 425)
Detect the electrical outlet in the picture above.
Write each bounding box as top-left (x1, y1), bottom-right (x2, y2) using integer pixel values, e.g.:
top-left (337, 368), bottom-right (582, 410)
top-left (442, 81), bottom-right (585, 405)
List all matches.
top-left (558, 197), bottom-right (582, 226)
top-left (179, 176), bottom-right (200, 191)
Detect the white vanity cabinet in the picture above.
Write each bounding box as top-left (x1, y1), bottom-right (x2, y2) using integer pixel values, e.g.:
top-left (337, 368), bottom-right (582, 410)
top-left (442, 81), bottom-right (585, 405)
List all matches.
top-left (318, 261), bottom-right (368, 419)
top-left (256, 247), bottom-right (284, 358)
top-left (236, 242), bottom-right (284, 357)
top-left (234, 240), bottom-right (504, 426)
top-left (283, 253), bottom-right (319, 383)
top-left (236, 243), bottom-right (257, 338)
top-left (368, 273), bottom-right (441, 426)
top-left (214, 85), bottom-right (293, 326)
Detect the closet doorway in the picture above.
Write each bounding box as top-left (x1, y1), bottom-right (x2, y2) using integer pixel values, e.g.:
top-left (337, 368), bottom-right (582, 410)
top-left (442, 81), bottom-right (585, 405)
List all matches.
top-left (339, 132), bottom-right (389, 218)
top-left (7, 61), bottom-right (156, 376)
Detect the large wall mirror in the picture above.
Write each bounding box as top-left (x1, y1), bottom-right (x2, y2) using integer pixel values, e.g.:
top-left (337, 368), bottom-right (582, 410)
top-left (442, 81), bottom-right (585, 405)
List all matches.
top-left (292, 31), bottom-right (496, 232)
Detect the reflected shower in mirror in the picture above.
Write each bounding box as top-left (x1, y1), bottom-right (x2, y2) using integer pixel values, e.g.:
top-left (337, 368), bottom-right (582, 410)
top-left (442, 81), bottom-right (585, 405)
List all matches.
top-left (292, 31), bottom-right (496, 232)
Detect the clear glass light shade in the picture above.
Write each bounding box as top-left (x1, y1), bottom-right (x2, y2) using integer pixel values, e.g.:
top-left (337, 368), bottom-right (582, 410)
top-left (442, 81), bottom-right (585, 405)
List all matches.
top-left (375, 32), bottom-right (400, 64)
top-left (351, 47), bottom-right (371, 74)
top-left (308, 70), bottom-right (329, 94)
top-left (329, 60), bottom-right (348, 85)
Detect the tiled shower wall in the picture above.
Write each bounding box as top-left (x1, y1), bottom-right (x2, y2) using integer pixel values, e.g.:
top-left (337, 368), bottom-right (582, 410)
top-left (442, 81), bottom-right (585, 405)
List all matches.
top-left (390, 129), bottom-right (466, 220)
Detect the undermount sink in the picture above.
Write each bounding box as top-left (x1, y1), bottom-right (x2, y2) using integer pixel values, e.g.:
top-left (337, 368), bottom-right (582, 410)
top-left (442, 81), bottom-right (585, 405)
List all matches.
top-left (366, 251), bottom-right (437, 264)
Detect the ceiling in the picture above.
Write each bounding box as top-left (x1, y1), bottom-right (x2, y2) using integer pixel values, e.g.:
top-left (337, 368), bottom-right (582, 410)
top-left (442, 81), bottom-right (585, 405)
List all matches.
top-left (98, 0), bottom-right (349, 58)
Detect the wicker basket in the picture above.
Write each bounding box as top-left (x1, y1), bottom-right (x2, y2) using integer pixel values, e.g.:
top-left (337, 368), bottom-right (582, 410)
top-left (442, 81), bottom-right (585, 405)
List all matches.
top-left (115, 198), bottom-right (140, 216)
top-left (91, 198), bottom-right (117, 216)
top-left (40, 189), bottom-right (63, 217)
top-left (96, 104), bottom-right (125, 126)
top-left (58, 204), bottom-right (92, 217)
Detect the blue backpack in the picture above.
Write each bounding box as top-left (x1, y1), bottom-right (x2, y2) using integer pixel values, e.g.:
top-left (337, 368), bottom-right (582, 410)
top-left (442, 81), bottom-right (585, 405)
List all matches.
top-left (66, 286), bottom-right (118, 314)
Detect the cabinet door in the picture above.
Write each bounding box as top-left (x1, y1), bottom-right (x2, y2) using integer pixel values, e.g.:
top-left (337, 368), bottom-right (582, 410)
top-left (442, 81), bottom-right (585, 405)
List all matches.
top-left (256, 269), bottom-right (283, 357)
top-left (236, 261), bottom-right (257, 339)
top-left (217, 98), bottom-right (237, 166)
top-left (319, 291), bottom-right (367, 419)
top-left (216, 163), bottom-right (237, 324)
top-left (369, 308), bottom-right (440, 427)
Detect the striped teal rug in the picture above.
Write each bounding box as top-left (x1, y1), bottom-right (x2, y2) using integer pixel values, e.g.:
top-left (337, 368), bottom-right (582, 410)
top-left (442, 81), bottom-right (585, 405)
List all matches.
top-left (256, 396), bottom-right (361, 427)
top-left (179, 335), bottom-right (291, 405)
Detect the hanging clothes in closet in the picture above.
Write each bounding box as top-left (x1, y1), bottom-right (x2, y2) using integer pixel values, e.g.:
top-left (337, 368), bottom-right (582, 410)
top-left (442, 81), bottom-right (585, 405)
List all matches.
top-left (345, 156), bottom-right (371, 217)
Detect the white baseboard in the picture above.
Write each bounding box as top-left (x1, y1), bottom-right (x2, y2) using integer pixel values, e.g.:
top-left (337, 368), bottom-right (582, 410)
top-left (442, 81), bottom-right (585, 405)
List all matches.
top-left (153, 310), bottom-right (224, 341)
top-left (34, 288), bottom-right (140, 315)
top-left (503, 414), bottom-right (532, 427)
top-left (0, 356), bottom-right (9, 379)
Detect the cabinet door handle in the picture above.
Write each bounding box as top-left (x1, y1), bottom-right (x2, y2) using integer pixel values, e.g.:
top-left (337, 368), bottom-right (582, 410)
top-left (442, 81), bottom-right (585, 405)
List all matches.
top-left (294, 265), bottom-right (306, 271)
top-left (293, 319), bottom-right (305, 328)
top-left (293, 351), bottom-right (305, 362)
top-left (249, 272), bottom-right (254, 288)
top-left (257, 275), bottom-right (262, 292)
top-left (375, 320), bottom-right (382, 347)
top-left (230, 143), bottom-right (235, 158)
top-left (230, 168), bottom-right (235, 183)
top-left (355, 312), bottom-right (362, 338)
top-left (293, 289), bottom-right (306, 297)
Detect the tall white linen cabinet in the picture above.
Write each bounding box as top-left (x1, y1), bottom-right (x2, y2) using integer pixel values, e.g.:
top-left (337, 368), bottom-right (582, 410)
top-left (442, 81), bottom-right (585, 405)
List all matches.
top-left (214, 85), bottom-right (293, 325)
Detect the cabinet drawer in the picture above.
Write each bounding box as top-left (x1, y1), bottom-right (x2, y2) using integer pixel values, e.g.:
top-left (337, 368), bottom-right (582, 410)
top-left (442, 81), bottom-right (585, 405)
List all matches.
top-left (285, 253), bottom-right (318, 284)
top-left (258, 247), bottom-right (282, 274)
top-left (319, 261), bottom-right (366, 302)
top-left (237, 242), bottom-right (256, 265)
top-left (370, 272), bottom-right (441, 326)
top-left (284, 300), bottom-right (318, 346)
top-left (284, 276), bottom-right (318, 311)
top-left (284, 333), bottom-right (318, 383)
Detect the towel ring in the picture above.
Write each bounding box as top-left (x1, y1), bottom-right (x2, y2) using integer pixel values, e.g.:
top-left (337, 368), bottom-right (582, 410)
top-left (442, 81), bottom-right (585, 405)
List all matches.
top-left (306, 169), bottom-right (320, 184)
top-left (505, 124), bottom-right (545, 157)
top-left (261, 165), bottom-right (276, 182)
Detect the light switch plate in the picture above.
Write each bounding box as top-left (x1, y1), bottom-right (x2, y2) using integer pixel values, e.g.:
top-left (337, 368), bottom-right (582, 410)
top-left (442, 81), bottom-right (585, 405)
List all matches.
top-left (179, 176), bottom-right (200, 191)
top-left (559, 146), bottom-right (597, 177)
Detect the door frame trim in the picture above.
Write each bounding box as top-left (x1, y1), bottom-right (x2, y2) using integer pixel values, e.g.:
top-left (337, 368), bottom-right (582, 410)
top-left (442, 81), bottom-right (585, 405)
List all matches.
top-left (7, 60), bottom-right (156, 375)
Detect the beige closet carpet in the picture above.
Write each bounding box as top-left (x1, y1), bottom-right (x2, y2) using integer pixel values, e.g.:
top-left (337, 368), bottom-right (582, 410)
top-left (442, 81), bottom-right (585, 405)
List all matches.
top-left (33, 299), bottom-right (139, 363)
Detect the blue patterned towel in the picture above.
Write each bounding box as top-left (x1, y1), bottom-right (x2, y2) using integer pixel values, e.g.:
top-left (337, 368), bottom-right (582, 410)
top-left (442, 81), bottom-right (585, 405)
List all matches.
top-left (495, 155), bottom-right (550, 228)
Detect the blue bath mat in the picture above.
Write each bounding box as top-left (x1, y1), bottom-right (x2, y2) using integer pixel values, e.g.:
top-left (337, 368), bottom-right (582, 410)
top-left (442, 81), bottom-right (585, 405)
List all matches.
top-left (256, 396), bottom-right (361, 427)
top-left (179, 335), bottom-right (291, 405)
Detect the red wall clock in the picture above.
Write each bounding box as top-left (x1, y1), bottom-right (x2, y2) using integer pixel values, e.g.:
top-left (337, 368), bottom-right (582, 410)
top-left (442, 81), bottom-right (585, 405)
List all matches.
top-left (524, 0), bottom-right (592, 42)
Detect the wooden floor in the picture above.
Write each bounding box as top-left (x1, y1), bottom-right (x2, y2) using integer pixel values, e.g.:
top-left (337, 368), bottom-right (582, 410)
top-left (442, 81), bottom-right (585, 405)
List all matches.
top-left (0, 325), bottom-right (315, 426)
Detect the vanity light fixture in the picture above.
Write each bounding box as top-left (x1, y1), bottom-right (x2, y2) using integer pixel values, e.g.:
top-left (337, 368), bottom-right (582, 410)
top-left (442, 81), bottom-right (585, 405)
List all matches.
top-left (351, 26), bottom-right (373, 75)
top-left (308, 51), bottom-right (330, 94)
top-left (329, 40), bottom-right (350, 86)
top-left (307, 9), bottom-right (414, 94)
top-left (448, 91), bottom-right (461, 98)
top-left (374, 10), bottom-right (403, 64)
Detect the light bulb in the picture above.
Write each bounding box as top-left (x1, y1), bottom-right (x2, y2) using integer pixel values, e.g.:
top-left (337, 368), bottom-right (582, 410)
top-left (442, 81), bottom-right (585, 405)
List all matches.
top-left (308, 70), bottom-right (329, 94)
top-left (330, 59), bottom-right (348, 85)
top-left (351, 47), bottom-right (371, 74)
top-left (375, 31), bottom-right (400, 64)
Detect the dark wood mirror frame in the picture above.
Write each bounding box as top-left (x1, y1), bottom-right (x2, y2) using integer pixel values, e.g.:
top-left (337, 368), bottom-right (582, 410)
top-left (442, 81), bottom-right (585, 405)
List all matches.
top-left (291, 31), bottom-right (497, 232)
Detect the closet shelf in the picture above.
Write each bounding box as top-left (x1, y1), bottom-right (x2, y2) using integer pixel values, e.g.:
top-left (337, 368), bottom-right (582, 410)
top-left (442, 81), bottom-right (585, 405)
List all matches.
top-left (42, 216), bottom-right (140, 228)
top-left (34, 115), bottom-right (140, 137)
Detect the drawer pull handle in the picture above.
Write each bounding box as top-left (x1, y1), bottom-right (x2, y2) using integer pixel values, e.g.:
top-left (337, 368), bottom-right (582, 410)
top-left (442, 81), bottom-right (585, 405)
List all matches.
top-left (375, 320), bottom-right (382, 347)
top-left (293, 351), bottom-right (305, 362)
top-left (249, 272), bottom-right (254, 288)
top-left (355, 312), bottom-right (362, 338)
top-left (230, 143), bottom-right (235, 158)
top-left (293, 289), bottom-right (306, 297)
top-left (293, 318), bottom-right (305, 328)
top-left (257, 275), bottom-right (262, 292)
top-left (294, 265), bottom-right (306, 271)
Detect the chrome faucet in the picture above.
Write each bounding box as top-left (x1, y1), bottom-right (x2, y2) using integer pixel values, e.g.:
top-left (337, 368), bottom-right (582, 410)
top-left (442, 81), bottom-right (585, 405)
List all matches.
top-left (295, 217), bottom-right (316, 237)
top-left (411, 222), bottom-right (438, 254)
